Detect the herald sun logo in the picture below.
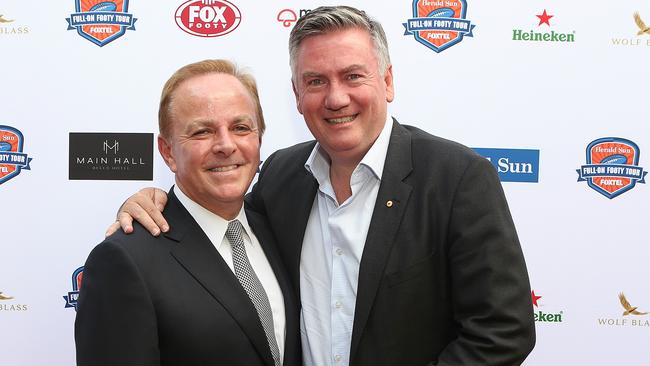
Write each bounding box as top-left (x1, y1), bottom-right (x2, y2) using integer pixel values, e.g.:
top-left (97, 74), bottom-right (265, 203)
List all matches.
top-left (0, 125), bottom-right (32, 186)
top-left (66, 0), bottom-right (137, 47)
top-left (63, 266), bottom-right (84, 312)
top-left (576, 137), bottom-right (647, 199)
top-left (402, 0), bottom-right (475, 53)
top-left (175, 0), bottom-right (241, 37)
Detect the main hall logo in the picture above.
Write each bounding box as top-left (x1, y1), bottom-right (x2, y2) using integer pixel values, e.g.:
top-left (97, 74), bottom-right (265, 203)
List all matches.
top-left (175, 0), bottom-right (241, 37)
top-left (402, 0), bottom-right (475, 53)
top-left (0, 125), bottom-right (33, 186)
top-left (66, 0), bottom-right (137, 47)
top-left (69, 132), bottom-right (153, 180)
top-left (576, 137), bottom-right (646, 199)
top-left (63, 266), bottom-right (84, 312)
top-left (512, 9), bottom-right (575, 43)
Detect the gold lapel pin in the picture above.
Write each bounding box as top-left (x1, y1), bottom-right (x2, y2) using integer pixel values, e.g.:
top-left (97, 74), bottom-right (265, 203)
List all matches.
top-left (386, 200), bottom-right (394, 208)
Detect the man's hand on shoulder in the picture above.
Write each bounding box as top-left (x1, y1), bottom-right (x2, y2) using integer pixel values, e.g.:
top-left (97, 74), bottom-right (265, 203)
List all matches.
top-left (105, 187), bottom-right (169, 237)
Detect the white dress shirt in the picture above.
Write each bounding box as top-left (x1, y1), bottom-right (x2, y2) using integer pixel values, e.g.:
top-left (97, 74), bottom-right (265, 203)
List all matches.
top-left (174, 186), bottom-right (286, 362)
top-left (300, 117), bottom-right (392, 366)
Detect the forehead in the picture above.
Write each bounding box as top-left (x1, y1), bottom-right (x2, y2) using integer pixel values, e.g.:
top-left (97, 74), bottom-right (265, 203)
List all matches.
top-left (295, 28), bottom-right (378, 71)
top-left (171, 73), bottom-right (256, 119)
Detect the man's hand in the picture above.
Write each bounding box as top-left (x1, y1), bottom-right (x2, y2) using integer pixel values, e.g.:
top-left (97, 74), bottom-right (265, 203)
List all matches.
top-left (105, 188), bottom-right (169, 237)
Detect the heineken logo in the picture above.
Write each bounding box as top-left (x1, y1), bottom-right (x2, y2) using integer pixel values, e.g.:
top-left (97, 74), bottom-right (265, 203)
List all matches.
top-left (512, 9), bottom-right (575, 43)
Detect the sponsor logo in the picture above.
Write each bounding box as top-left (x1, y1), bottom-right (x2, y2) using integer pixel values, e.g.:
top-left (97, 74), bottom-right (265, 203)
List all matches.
top-left (175, 0), bottom-right (241, 37)
top-left (63, 267), bottom-right (84, 312)
top-left (0, 125), bottom-right (33, 186)
top-left (512, 9), bottom-right (575, 43)
top-left (0, 291), bottom-right (28, 312)
top-left (598, 292), bottom-right (650, 327)
top-left (66, 0), bottom-right (137, 47)
top-left (611, 12), bottom-right (650, 47)
top-left (69, 132), bottom-right (153, 181)
top-left (0, 12), bottom-right (29, 35)
top-left (576, 137), bottom-right (646, 199)
top-left (531, 290), bottom-right (563, 323)
top-left (472, 148), bottom-right (539, 183)
top-left (276, 8), bottom-right (311, 28)
top-left (402, 0), bottom-right (475, 53)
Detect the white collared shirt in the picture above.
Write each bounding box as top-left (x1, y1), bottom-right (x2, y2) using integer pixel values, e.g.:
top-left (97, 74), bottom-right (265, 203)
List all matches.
top-left (174, 186), bottom-right (286, 362)
top-left (300, 117), bottom-right (393, 366)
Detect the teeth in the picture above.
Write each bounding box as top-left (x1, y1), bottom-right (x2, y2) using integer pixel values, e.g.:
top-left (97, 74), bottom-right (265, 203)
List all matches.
top-left (210, 165), bottom-right (238, 172)
top-left (326, 115), bottom-right (356, 124)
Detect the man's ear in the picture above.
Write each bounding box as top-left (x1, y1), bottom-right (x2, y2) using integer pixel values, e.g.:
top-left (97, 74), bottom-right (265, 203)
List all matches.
top-left (292, 79), bottom-right (303, 115)
top-left (158, 135), bottom-right (177, 172)
top-left (384, 65), bottom-right (395, 103)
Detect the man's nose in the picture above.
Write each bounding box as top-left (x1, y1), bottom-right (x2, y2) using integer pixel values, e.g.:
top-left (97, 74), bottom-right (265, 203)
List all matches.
top-left (211, 130), bottom-right (237, 156)
top-left (324, 82), bottom-right (350, 111)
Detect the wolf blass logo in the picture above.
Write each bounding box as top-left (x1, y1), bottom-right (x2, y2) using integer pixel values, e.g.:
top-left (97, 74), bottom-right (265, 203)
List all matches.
top-left (0, 12), bottom-right (29, 35)
top-left (612, 11), bottom-right (650, 47)
top-left (512, 9), bottom-right (575, 43)
top-left (0, 291), bottom-right (28, 312)
top-left (598, 292), bottom-right (650, 327)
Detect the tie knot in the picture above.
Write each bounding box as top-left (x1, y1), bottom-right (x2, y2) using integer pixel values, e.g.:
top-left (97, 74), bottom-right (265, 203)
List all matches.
top-left (225, 219), bottom-right (245, 248)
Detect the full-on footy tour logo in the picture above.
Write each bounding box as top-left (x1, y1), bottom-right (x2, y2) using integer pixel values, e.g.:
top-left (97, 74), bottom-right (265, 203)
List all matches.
top-left (66, 0), bottom-right (137, 47)
top-left (0, 125), bottom-right (32, 186)
top-left (576, 137), bottom-right (647, 199)
top-left (63, 266), bottom-right (84, 312)
top-left (403, 0), bottom-right (475, 53)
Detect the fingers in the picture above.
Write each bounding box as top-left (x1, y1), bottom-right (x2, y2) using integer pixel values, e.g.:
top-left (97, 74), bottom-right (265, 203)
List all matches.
top-left (105, 221), bottom-right (122, 237)
top-left (152, 188), bottom-right (170, 232)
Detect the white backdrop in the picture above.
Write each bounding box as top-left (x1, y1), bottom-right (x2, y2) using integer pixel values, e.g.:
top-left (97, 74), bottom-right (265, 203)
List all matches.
top-left (1, 0), bottom-right (649, 365)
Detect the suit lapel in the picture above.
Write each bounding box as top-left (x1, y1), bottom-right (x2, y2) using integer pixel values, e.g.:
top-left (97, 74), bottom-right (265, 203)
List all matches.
top-left (164, 191), bottom-right (275, 366)
top-left (246, 209), bottom-right (299, 365)
top-left (272, 148), bottom-right (318, 297)
top-left (350, 120), bottom-right (414, 360)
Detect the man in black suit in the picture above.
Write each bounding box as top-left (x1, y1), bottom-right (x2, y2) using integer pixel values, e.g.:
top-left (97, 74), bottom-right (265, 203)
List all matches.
top-left (75, 60), bottom-right (300, 366)
top-left (109, 6), bottom-right (535, 366)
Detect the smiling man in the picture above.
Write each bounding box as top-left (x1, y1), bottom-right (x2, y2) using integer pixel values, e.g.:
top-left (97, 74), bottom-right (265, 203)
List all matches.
top-left (75, 60), bottom-right (300, 366)
top-left (110, 6), bottom-right (535, 366)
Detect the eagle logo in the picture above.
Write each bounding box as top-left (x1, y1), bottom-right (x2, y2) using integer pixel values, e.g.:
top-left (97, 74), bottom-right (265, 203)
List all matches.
top-left (634, 12), bottom-right (650, 36)
top-left (0, 14), bottom-right (15, 23)
top-left (619, 293), bottom-right (648, 316)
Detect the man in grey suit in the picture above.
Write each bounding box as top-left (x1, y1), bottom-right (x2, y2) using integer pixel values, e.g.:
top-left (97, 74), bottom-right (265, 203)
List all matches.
top-left (109, 6), bottom-right (535, 366)
top-left (76, 59), bottom-right (300, 366)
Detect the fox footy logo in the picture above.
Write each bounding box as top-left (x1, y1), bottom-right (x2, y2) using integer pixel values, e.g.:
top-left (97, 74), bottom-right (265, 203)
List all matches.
top-left (403, 0), bottom-right (475, 53)
top-left (577, 137), bottom-right (647, 199)
top-left (63, 267), bottom-right (84, 312)
top-left (66, 0), bottom-right (137, 47)
top-left (0, 125), bottom-right (32, 185)
top-left (175, 0), bottom-right (241, 37)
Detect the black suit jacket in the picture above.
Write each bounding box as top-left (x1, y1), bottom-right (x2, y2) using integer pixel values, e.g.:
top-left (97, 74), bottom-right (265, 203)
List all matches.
top-left (248, 120), bottom-right (535, 366)
top-left (75, 190), bottom-right (300, 366)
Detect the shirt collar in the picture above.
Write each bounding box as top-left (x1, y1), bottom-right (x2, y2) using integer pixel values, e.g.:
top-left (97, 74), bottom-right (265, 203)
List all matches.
top-left (304, 115), bottom-right (393, 184)
top-left (173, 185), bottom-right (252, 250)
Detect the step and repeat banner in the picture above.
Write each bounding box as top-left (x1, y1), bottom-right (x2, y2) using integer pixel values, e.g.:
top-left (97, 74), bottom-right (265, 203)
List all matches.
top-left (1, 0), bottom-right (648, 364)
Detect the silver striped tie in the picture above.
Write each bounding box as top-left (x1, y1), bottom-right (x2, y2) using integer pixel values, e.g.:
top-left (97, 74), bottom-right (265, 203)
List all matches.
top-left (225, 220), bottom-right (281, 366)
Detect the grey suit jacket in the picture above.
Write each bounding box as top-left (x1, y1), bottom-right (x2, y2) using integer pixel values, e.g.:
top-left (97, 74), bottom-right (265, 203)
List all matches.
top-left (247, 119), bottom-right (535, 366)
top-left (76, 190), bottom-right (301, 366)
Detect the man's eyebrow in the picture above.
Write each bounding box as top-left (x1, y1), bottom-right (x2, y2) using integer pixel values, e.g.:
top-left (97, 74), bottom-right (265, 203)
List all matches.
top-left (340, 64), bottom-right (367, 73)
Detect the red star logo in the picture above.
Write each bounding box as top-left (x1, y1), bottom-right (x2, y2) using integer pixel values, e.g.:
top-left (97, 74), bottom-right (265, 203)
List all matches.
top-left (531, 290), bottom-right (542, 307)
top-left (536, 9), bottom-right (554, 26)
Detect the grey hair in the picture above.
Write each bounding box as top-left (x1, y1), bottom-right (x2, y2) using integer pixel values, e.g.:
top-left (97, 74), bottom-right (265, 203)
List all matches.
top-left (288, 6), bottom-right (391, 81)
